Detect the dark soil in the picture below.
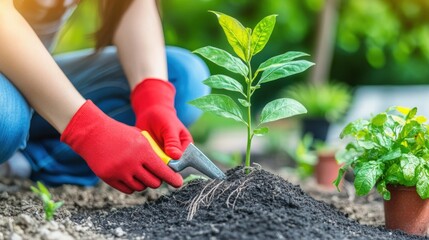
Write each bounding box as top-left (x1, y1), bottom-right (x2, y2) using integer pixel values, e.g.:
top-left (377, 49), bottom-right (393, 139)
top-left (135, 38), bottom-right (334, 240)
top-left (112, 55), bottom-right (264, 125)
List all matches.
top-left (72, 167), bottom-right (425, 240)
top-left (0, 178), bottom-right (168, 239)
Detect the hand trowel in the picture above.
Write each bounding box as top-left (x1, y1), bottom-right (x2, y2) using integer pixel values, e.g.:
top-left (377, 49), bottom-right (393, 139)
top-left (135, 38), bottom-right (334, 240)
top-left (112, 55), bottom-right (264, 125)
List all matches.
top-left (141, 131), bottom-right (226, 179)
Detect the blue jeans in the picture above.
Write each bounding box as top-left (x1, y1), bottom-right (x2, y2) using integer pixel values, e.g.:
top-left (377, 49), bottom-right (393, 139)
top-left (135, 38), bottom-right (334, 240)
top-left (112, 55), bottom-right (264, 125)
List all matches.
top-left (0, 46), bottom-right (210, 186)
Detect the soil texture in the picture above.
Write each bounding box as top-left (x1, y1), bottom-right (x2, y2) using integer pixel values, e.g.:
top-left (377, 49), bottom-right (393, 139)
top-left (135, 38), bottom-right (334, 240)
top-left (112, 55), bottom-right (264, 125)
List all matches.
top-left (72, 167), bottom-right (425, 240)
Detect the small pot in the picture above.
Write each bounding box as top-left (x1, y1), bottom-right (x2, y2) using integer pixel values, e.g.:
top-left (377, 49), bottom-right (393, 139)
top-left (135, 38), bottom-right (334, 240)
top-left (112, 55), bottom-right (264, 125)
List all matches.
top-left (384, 185), bottom-right (429, 236)
top-left (315, 152), bottom-right (342, 190)
top-left (301, 118), bottom-right (330, 142)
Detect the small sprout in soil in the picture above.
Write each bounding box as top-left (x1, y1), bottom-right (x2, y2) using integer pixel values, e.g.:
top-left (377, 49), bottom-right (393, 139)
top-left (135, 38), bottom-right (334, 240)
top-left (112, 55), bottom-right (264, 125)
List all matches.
top-left (190, 11), bottom-right (313, 172)
top-left (31, 181), bottom-right (63, 221)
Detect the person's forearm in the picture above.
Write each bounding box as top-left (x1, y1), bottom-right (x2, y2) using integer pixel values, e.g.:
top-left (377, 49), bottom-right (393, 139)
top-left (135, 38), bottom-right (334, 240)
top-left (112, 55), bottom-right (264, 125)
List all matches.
top-left (113, 0), bottom-right (168, 89)
top-left (0, 5), bottom-right (85, 133)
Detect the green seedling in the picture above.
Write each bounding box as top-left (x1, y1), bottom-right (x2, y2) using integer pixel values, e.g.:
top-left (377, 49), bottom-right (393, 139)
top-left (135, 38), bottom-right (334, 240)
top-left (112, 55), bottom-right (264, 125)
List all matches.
top-left (31, 181), bottom-right (63, 221)
top-left (290, 133), bottom-right (318, 179)
top-left (334, 106), bottom-right (429, 200)
top-left (190, 11), bottom-right (313, 172)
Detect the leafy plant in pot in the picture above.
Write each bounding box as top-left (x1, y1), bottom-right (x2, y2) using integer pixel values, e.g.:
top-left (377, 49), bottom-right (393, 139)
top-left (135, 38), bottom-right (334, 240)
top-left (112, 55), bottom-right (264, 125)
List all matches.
top-left (334, 106), bottom-right (429, 236)
top-left (190, 11), bottom-right (314, 171)
top-left (289, 134), bottom-right (343, 190)
top-left (282, 81), bottom-right (352, 142)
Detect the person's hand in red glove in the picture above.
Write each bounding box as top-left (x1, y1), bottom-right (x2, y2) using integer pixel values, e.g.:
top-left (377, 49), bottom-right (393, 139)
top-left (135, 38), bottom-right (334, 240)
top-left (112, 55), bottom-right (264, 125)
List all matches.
top-left (131, 78), bottom-right (193, 160)
top-left (60, 100), bottom-right (183, 194)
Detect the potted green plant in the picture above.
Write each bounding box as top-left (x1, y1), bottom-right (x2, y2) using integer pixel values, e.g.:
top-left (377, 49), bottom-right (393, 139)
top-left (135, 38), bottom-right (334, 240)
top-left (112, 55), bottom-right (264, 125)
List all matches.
top-left (289, 134), bottom-right (343, 190)
top-left (282, 81), bottom-right (352, 141)
top-left (334, 106), bottom-right (429, 236)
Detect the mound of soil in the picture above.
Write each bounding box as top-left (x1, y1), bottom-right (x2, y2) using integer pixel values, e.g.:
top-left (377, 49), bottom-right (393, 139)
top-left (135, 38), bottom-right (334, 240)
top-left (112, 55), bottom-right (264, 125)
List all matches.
top-left (73, 167), bottom-right (424, 239)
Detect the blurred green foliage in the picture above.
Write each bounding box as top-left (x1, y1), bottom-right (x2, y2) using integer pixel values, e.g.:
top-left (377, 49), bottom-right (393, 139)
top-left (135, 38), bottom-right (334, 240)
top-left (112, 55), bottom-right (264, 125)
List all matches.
top-left (53, 0), bottom-right (98, 54)
top-left (334, 0), bottom-right (429, 85)
top-left (55, 0), bottom-right (429, 87)
top-left (282, 81), bottom-right (352, 123)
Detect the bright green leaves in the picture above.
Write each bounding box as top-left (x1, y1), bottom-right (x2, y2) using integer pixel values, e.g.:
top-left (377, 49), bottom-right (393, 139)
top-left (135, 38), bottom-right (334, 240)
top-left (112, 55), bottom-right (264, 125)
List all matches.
top-left (257, 51), bottom-right (310, 71)
top-left (31, 181), bottom-right (63, 221)
top-left (211, 11), bottom-right (250, 61)
top-left (191, 11), bottom-right (312, 169)
top-left (417, 166), bottom-right (429, 199)
top-left (189, 94), bottom-right (245, 124)
top-left (340, 119), bottom-right (369, 138)
top-left (194, 46), bottom-right (248, 76)
top-left (376, 181), bottom-right (391, 200)
top-left (211, 12), bottom-right (278, 61)
top-left (250, 14), bottom-right (277, 56)
top-left (354, 161), bottom-right (383, 196)
top-left (259, 98), bottom-right (307, 124)
top-left (203, 75), bottom-right (244, 96)
top-left (195, 12), bottom-right (313, 84)
top-left (257, 53), bottom-right (315, 84)
top-left (400, 154), bottom-right (420, 182)
top-left (371, 113), bottom-right (387, 126)
top-left (336, 106), bottom-right (429, 200)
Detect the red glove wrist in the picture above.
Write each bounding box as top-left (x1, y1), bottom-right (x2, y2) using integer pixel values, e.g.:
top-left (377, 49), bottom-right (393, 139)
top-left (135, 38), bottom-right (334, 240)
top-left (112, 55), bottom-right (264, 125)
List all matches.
top-left (131, 78), bottom-right (193, 159)
top-left (61, 100), bottom-right (183, 194)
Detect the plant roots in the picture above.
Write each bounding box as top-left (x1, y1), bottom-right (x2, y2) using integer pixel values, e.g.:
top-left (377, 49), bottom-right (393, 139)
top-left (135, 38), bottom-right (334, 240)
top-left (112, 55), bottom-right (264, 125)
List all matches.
top-left (186, 166), bottom-right (260, 220)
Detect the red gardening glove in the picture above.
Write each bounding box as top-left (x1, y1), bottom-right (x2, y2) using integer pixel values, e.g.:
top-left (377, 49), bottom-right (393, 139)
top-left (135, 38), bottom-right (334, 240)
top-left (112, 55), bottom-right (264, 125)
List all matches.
top-left (60, 100), bottom-right (183, 194)
top-left (131, 78), bottom-right (193, 160)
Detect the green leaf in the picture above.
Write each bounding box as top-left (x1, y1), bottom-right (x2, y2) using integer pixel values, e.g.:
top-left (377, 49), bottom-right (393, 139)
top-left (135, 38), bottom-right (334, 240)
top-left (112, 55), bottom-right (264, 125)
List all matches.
top-left (406, 107), bottom-right (418, 120)
top-left (53, 201), bottom-right (64, 211)
top-left (417, 166), bottom-right (429, 199)
top-left (259, 98), bottom-right (307, 124)
top-left (210, 11), bottom-right (250, 61)
top-left (374, 132), bottom-right (390, 148)
top-left (380, 148), bottom-right (401, 161)
top-left (194, 46), bottom-right (248, 76)
top-left (400, 154), bottom-right (420, 181)
top-left (400, 120), bottom-right (425, 139)
top-left (376, 180), bottom-right (391, 200)
top-left (333, 166), bottom-right (347, 191)
top-left (37, 181), bottom-right (51, 198)
top-left (354, 161), bottom-right (383, 196)
top-left (257, 51), bottom-right (310, 71)
top-left (371, 113), bottom-right (387, 126)
top-left (258, 60), bottom-right (315, 84)
top-left (30, 186), bottom-right (40, 195)
top-left (357, 141), bottom-right (376, 149)
top-left (238, 98), bottom-right (250, 107)
top-left (253, 127), bottom-right (269, 136)
top-left (189, 94), bottom-right (246, 124)
top-left (250, 14), bottom-right (277, 56)
top-left (340, 119), bottom-right (368, 138)
top-left (203, 75), bottom-right (244, 95)
top-left (385, 163), bottom-right (404, 184)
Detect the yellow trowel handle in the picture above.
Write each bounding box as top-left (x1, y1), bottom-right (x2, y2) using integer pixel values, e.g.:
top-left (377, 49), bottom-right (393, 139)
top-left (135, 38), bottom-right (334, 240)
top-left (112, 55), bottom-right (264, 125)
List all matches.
top-left (141, 131), bottom-right (172, 165)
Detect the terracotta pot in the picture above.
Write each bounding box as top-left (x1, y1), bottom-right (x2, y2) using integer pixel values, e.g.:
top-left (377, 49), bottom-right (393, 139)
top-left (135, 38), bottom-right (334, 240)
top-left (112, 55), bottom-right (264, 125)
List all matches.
top-left (384, 185), bottom-right (429, 236)
top-left (315, 152), bottom-right (342, 190)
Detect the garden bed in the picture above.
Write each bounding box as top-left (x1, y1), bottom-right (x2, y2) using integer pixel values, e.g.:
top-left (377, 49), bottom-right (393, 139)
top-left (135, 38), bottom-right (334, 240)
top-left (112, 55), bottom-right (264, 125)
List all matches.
top-left (0, 166), bottom-right (425, 239)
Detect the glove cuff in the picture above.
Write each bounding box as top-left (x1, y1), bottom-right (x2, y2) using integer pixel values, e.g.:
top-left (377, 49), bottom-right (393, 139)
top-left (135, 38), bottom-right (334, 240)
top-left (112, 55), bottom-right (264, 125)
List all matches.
top-left (131, 78), bottom-right (176, 113)
top-left (60, 100), bottom-right (105, 146)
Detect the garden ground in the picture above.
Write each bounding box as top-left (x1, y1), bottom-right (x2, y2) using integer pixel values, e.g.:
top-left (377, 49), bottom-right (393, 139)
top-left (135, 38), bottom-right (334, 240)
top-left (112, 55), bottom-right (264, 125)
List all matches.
top-left (0, 163), bottom-right (425, 240)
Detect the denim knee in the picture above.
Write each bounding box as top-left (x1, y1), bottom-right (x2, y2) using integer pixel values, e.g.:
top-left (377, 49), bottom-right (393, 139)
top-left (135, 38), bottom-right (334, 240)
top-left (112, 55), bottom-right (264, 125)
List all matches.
top-left (166, 46), bottom-right (210, 127)
top-left (0, 74), bottom-right (32, 164)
